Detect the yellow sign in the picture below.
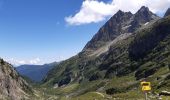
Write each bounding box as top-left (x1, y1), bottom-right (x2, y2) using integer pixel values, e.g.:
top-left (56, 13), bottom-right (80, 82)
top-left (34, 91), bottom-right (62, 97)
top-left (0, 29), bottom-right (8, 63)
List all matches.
top-left (141, 82), bottom-right (151, 91)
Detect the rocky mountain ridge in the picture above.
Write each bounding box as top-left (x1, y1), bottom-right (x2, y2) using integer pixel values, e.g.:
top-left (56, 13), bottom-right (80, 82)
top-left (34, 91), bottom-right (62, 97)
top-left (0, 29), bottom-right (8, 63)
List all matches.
top-left (164, 8), bottom-right (170, 17)
top-left (0, 59), bottom-right (31, 100)
top-left (42, 6), bottom-right (170, 99)
top-left (83, 6), bottom-right (159, 56)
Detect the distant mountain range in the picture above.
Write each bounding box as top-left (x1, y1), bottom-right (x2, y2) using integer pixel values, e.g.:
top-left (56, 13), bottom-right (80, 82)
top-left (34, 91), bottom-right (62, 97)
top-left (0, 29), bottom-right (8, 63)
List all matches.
top-left (16, 62), bottom-right (58, 82)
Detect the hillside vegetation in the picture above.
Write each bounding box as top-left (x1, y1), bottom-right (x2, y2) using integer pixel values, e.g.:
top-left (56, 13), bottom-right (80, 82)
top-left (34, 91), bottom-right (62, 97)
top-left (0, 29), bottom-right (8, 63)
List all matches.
top-left (41, 7), bottom-right (170, 99)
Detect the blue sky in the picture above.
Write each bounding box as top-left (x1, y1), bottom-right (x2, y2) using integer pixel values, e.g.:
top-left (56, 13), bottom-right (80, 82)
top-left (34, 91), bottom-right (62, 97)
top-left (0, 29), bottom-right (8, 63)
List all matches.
top-left (0, 0), bottom-right (169, 65)
top-left (0, 0), bottom-right (106, 65)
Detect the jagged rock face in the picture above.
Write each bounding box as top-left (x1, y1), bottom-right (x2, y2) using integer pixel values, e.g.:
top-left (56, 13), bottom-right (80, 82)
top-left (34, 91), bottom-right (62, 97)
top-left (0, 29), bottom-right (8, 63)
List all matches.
top-left (164, 8), bottom-right (170, 17)
top-left (129, 6), bottom-right (159, 32)
top-left (84, 10), bottom-right (133, 51)
top-left (0, 59), bottom-right (31, 100)
top-left (83, 6), bottom-right (159, 53)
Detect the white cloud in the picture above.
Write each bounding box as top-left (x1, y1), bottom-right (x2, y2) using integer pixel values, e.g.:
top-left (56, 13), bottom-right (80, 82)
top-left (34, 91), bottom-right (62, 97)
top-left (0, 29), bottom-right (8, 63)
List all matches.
top-left (4, 56), bottom-right (67, 66)
top-left (6, 58), bottom-right (42, 66)
top-left (29, 58), bottom-right (41, 65)
top-left (65, 0), bottom-right (170, 25)
top-left (65, 0), bottom-right (115, 25)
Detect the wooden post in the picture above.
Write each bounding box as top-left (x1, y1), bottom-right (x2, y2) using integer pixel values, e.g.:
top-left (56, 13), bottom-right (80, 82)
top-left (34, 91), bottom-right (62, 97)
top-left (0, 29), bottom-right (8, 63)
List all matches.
top-left (145, 92), bottom-right (147, 100)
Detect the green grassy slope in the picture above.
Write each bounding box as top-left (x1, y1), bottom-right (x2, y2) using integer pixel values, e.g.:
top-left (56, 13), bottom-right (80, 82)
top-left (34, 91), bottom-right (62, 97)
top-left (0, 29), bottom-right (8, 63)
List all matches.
top-left (40, 16), bottom-right (170, 99)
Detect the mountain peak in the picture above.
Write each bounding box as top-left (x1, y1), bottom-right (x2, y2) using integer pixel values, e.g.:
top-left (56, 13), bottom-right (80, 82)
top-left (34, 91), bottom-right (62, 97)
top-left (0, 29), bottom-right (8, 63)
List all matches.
top-left (83, 10), bottom-right (133, 51)
top-left (113, 10), bottom-right (125, 18)
top-left (164, 8), bottom-right (170, 17)
top-left (135, 6), bottom-right (152, 16)
top-left (128, 6), bottom-right (159, 32)
top-left (114, 10), bottom-right (133, 17)
top-left (116, 10), bottom-right (124, 14)
top-left (83, 6), bottom-right (159, 53)
top-left (138, 6), bottom-right (149, 12)
top-left (134, 6), bottom-right (159, 22)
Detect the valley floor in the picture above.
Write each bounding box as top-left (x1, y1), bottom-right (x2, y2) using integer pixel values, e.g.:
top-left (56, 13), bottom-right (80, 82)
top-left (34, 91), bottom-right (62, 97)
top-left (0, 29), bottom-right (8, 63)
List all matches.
top-left (30, 67), bottom-right (170, 100)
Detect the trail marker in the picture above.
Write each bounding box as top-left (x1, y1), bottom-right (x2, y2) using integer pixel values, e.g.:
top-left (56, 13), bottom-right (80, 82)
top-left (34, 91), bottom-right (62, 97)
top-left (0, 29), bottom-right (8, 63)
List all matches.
top-left (141, 81), bottom-right (151, 100)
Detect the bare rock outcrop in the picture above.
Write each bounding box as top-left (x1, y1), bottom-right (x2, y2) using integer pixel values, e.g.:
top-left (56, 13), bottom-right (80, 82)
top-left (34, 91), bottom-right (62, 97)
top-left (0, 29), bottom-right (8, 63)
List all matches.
top-left (0, 59), bottom-right (31, 100)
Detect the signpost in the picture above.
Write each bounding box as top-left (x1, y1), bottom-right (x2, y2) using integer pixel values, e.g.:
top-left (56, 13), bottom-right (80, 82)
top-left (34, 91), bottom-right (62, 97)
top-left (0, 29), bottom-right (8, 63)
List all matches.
top-left (141, 81), bottom-right (151, 100)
